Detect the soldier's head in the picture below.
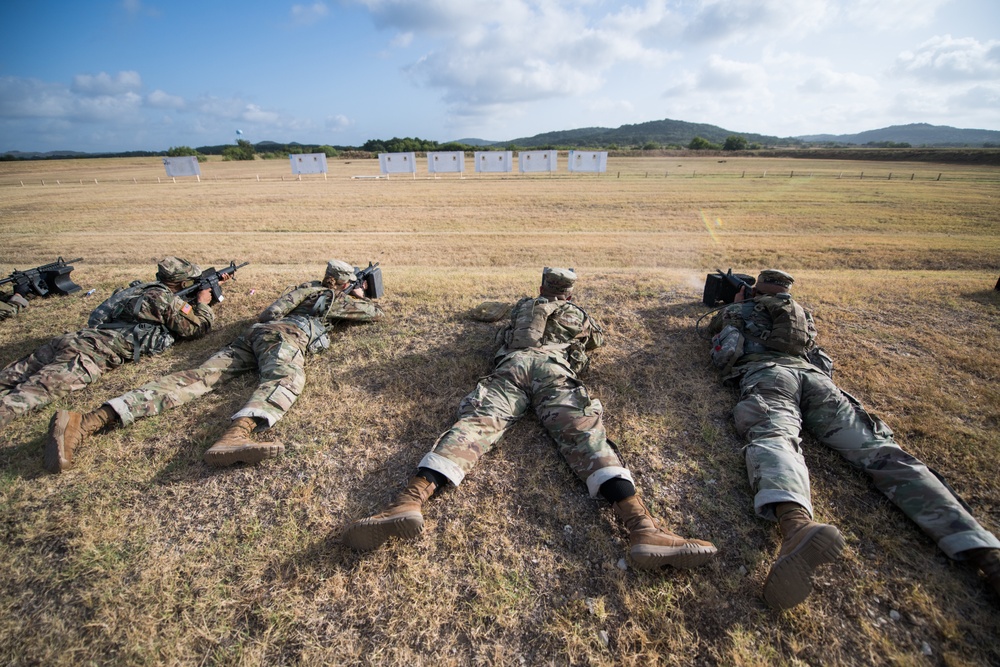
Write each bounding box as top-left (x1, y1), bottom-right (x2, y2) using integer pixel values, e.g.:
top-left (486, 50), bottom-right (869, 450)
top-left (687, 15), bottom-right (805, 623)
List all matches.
top-left (539, 267), bottom-right (576, 301)
top-left (157, 257), bottom-right (202, 291)
top-left (755, 269), bottom-right (794, 295)
top-left (322, 259), bottom-right (357, 289)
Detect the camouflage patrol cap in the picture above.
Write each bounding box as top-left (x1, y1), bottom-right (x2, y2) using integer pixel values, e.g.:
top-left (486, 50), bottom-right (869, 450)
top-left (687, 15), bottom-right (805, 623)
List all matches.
top-left (757, 269), bottom-right (794, 288)
top-left (541, 267), bottom-right (576, 294)
top-left (325, 259), bottom-right (357, 282)
top-left (156, 257), bottom-right (202, 283)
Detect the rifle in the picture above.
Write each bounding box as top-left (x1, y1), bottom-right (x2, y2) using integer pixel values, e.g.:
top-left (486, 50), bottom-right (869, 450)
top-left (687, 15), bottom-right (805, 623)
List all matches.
top-left (0, 257), bottom-right (84, 297)
top-left (348, 262), bottom-right (384, 299)
top-left (702, 268), bottom-right (756, 306)
top-left (175, 261), bottom-right (249, 304)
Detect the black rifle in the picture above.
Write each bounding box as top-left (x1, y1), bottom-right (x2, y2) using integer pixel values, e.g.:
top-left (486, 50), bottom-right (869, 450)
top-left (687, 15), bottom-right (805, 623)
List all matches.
top-left (702, 268), bottom-right (756, 306)
top-left (348, 262), bottom-right (384, 299)
top-left (175, 261), bottom-right (249, 304)
top-left (0, 257), bottom-right (83, 297)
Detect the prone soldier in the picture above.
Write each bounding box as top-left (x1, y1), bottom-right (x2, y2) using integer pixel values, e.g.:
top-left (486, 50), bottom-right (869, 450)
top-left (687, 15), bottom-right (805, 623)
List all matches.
top-left (0, 257), bottom-right (216, 433)
top-left (46, 260), bottom-right (384, 472)
top-left (705, 269), bottom-right (1000, 609)
top-left (345, 268), bottom-right (718, 572)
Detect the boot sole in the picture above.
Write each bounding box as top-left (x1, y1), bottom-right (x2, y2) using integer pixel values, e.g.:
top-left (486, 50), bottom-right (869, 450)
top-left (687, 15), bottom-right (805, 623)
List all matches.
top-left (631, 543), bottom-right (718, 570)
top-left (763, 524), bottom-right (846, 610)
top-left (204, 443), bottom-right (285, 467)
top-left (43, 411), bottom-right (72, 474)
top-left (343, 512), bottom-right (424, 551)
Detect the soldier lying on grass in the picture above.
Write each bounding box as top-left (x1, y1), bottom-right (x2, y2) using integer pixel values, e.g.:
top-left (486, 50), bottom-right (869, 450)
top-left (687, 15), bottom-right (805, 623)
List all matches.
top-left (1, 257), bottom-right (216, 433)
top-left (345, 267), bottom-right (718, 572)
top-left (706, 268), bottom-right (1000, 609)
top-left (46, 259), bottom-right (383, 472)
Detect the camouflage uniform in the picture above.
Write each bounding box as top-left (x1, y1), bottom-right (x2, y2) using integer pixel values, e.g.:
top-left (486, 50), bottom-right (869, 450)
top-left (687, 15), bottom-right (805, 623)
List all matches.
top-left (0, 294), bottom-right (28, 321)
top-left (103, 261), bottom-right (383, 429)
top-left (0, 258), bottom-right (212, 426)
top-left (707, 271), bottom-right (1000, 558)
top-left (419, 268), bottom-right (633, 497)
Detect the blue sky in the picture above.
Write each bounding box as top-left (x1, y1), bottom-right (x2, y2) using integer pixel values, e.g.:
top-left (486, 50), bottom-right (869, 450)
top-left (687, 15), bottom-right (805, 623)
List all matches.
top-left (1, 0), bottom-right (998, 152)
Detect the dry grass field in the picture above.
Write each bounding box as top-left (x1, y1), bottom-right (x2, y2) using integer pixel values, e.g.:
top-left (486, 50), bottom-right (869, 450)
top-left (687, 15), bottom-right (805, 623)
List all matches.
top-left (1, 155), bottom-right (999, 666)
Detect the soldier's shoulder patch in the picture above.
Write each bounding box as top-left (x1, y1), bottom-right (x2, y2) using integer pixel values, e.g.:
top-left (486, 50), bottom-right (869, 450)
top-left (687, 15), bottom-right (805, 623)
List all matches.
top-left (469, 301), bottom-right (512, 322)
top-left (181, 303), bottom-right (193, 314)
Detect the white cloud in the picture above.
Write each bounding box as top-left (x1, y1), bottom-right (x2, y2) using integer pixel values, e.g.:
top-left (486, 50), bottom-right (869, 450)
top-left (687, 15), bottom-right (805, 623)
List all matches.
top-left (147, 89), bottom-right (185, 110)
top-left (797, 68), bottom-right (878, 94)
top-left (681, 0), bottom-right (832, 44)
top-left (842, 0), bottom-right (949, 31)
top-left (291, 1), bottom-right (329, 25)
top-left (354, 0), bottom-right (673, 120)
top-left (0, 77), bottom-right (73, 119)
top-left (326, 114), bottom-right (353, 130)
top-left (892, 35), bottom-right (1000, 82)
top-left (696, 55), bottom-right (767, 91)
top-left (242, 104), bottom-right (281, 124)
top-left (72, 71), bottom-right (142, 96)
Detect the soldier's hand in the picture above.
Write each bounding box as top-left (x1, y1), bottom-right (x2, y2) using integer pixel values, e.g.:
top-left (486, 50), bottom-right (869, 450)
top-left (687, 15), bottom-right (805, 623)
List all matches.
top-left (196, 288), bottom-right (212, 304)
top-left (735, 286), bottom-right (748, 303)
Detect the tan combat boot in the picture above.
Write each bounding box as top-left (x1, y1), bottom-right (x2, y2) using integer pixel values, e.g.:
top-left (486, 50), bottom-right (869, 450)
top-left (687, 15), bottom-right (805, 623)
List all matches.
top-left (203, 417), bottom-right (284, 467)
top-left (964, 547), bottom-right (1000, 597)
top-left (763, 503), bottom-right (846, 610)
top-left (613, 494), bottom-right (718, 570)
top-left (44, 406), bottom-right (118, 474)
top-left (343, 476), bottom-right (437, 551)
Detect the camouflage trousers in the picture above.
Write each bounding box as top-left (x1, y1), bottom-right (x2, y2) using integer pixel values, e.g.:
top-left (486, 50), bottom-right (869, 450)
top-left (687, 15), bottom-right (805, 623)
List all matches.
top-left (0, 329), bottom-right (130, 420)
top-left (419, 349), bottom-right (633, 497)
top-left (733, 360), bottom-right (1000, 558)
top-left (106, 321), bottom-right (308, 428)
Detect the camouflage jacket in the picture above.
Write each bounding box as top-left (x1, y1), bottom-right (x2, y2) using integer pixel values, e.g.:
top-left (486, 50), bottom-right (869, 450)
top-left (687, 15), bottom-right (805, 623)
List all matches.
top-left (493, 296), bottom-right (604, 374)
top-left (257, 281), bottom-right (383, 352)
top-left (707, 295), bottom-right (817, 374)
top-left (122, 285), bottom-right (215, 339)
top-left (87, 284), bottom-right (215, 361)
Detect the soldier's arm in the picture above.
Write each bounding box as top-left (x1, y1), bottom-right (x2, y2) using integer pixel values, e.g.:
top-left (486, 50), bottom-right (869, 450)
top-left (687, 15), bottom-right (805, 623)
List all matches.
top-left (583, 313), bottom-right (604, 350)
top-left (258, 285), bottom-right (314, 322)
top-left (325, 293), bottom-right (384, 323)
top-left (150, 291), bottom-right (215, 339)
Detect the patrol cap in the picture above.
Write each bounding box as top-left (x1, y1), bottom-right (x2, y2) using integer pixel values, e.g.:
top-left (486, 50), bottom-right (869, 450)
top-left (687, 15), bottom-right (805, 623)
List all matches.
top-left (156, 257), bottom-right (202, 283)
top-left (757, 269), bottom-right (794, 288)
top-left (541, 267), bottom-right (576, 294)
top-left (325, 259), bottom-right (357, 282)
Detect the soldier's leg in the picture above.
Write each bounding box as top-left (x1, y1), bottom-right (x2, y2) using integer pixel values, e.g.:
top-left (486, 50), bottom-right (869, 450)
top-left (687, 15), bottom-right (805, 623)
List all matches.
top-left (228, 327), bottom-right (307, 428)
top-left (203, 329), bottom-right (305, 467)
top-left (46, 339), bottom-right (257, 471)
top-left (105, 340), bottom-right (256, 426)
top-left (530, 364), bottom-right (630, 496)
top-left (733, 364), bottom-right (814, 520)
top-left (0, 335), bottom-right (68, 395)
top-left (736, 364), bottom-right (845, 609)
top-left (532, 362), bottom-right (716, 569)
top-left (417, 369), bottom-right (529, 487)
top-left (801, 370), bottom-right (1000, 558)
top-left (345, 366), bottom-right (529, 551)
top-left (0, 333), bottom-right (108, 418)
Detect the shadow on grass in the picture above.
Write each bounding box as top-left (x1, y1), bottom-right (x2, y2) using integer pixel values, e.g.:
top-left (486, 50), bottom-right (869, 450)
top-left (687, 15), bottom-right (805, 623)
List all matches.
top-left (963, 288), bottom-right (1000, 307)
